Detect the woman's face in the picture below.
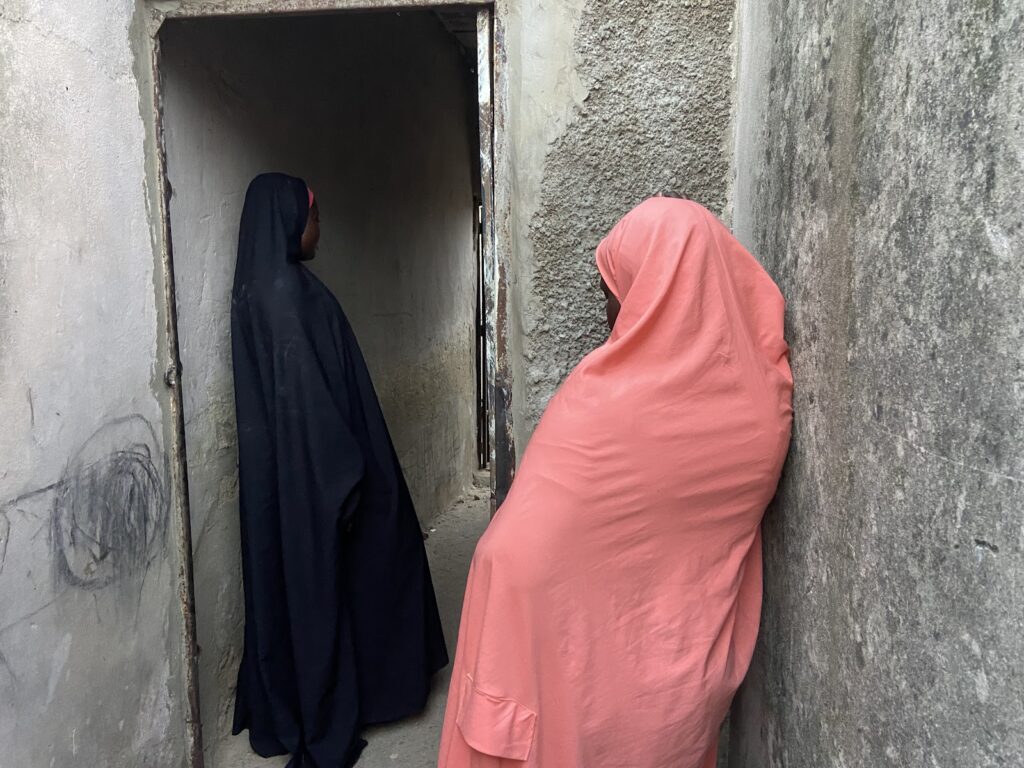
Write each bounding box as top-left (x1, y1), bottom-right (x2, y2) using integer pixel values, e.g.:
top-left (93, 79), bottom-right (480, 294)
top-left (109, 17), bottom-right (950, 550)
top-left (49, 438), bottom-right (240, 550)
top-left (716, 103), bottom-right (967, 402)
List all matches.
top-left (601, 277), bottom-right (621, 332)
top-left (300, 200), bottom-right (321, 259)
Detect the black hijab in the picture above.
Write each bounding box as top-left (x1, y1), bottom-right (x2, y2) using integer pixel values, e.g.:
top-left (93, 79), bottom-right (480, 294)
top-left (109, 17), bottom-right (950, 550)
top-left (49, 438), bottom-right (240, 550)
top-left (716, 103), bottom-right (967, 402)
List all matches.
top-left (230, 173), bottom-right (448, 768)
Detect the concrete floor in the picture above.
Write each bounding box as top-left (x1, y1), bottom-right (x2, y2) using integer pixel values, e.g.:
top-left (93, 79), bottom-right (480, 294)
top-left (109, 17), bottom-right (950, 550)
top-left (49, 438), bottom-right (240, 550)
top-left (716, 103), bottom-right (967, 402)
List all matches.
top-left (211, 478), bottom-right (490, 768)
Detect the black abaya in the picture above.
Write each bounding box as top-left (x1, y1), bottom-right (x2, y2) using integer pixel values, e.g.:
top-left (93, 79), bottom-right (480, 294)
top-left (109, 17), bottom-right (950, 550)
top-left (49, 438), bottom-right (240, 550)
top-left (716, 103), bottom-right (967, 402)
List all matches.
top-left (230, 173), bottom-right (448, 768)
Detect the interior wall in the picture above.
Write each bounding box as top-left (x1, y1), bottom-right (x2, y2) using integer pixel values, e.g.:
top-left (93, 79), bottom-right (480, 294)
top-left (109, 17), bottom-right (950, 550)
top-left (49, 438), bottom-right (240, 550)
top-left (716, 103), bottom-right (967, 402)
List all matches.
top-left (728, 1), bottom-right (1024, 766)
top-left (161, 12), bottom-right (477, 760)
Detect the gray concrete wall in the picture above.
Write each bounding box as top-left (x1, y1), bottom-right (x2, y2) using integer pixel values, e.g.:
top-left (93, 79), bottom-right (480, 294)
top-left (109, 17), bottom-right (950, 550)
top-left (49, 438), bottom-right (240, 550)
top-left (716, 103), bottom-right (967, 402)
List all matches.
top-left (501, 0), bottom-right (737, 443)
top-left (0, 2), bottom-right (190, 766)
top-left (160, 12), bottom-right (477, 762)
top-left (728, 1), bottom-right (1024, 766)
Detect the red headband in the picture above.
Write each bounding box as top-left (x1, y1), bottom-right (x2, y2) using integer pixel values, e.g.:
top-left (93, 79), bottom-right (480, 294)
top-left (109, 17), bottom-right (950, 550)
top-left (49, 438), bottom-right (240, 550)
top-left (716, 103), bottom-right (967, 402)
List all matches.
top-left (307, 187), bottom-right (315, 209)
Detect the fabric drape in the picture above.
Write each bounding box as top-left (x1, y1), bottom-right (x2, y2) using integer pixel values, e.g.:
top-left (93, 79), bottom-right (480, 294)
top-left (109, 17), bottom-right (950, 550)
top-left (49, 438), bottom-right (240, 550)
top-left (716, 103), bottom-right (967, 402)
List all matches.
top-left (231, 173), bottom-right (448, 768)
top-left (438, 197), bottom-right (793, 768)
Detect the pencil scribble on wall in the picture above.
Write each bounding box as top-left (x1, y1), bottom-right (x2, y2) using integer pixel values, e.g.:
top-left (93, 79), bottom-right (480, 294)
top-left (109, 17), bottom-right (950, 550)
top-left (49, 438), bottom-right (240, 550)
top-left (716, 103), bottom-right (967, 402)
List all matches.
top-left (0, 414), bottom-right (168, 615)
top-left (0, 415), bottom-right (168, 697)
top-left (49, 415), bottom-right (168, 590)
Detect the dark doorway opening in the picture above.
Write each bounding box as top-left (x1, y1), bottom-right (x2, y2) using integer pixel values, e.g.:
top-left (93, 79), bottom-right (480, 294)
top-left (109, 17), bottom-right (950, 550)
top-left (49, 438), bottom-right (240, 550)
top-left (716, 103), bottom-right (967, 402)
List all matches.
top-left (157, 8), bottom-right (489, 763)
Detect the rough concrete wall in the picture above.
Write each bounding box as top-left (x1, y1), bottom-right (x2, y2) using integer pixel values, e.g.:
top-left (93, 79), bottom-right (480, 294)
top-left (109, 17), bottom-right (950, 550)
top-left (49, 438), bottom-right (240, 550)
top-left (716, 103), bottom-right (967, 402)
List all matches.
top-left (729, 1), bottom-right (1024, 766)
top-left (161, 12), bottom-right (477, 761)
top-left (0, 2), bottom-right (189, 765)
top-left (503, 0), bottom-right (737, 440)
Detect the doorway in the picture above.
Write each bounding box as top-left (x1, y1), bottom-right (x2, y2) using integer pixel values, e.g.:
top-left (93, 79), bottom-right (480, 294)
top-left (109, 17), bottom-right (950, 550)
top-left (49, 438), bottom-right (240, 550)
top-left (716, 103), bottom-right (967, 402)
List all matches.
top-left (150, 4), bottom-right (504, 765)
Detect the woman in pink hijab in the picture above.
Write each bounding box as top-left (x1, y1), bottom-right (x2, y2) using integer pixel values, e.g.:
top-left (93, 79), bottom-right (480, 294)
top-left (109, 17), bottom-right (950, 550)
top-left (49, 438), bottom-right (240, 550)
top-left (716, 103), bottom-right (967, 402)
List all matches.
top-left (438, 196), bottom-right (793, 767)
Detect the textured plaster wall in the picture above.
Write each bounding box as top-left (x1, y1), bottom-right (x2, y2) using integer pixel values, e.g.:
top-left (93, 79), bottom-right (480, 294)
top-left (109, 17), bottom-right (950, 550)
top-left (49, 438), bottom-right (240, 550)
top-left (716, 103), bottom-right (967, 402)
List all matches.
top-left (160, 12), bottom-right (477, 762)
top-left (0, 1), bottom-right (189, 765)
top-left (504, 0), bottom-right (737, 441)
top-left (728, 1), bottom-right (1024, 766)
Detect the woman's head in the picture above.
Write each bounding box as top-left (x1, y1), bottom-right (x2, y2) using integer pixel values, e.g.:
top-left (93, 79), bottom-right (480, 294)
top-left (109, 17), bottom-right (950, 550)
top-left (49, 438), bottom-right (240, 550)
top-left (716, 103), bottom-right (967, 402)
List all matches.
top-left (593, 197), bottom-right (788, 376)
top-left (239, 173), bottom-right (311, 264)
top-left (595, 200), bottom-right (660, 334)
top-left (596, 196), bottom-right (709, 342)
top-left (596, 193), bottom-right (691, 331)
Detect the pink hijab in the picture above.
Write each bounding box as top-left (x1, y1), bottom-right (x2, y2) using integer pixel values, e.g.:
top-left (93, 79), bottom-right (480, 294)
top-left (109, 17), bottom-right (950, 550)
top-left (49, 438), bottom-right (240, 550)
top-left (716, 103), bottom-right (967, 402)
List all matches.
top-left (439, 197), bottom-right (793, 768)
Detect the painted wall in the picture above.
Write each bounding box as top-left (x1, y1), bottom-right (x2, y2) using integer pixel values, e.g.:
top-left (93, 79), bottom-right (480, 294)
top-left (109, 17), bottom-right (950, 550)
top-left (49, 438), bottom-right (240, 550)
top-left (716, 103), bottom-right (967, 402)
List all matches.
top-left (0, 1), bottom-right (190, 765)
top-left (728, 1), bottom-right (1024, 765)
top-left (160, 12), bottom-right (477, 762)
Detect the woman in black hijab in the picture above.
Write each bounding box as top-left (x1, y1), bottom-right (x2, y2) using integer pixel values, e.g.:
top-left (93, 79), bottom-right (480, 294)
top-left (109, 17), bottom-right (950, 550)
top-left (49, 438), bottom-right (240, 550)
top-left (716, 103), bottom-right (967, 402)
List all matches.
top-left (230, 173), bottom-right (448, 767)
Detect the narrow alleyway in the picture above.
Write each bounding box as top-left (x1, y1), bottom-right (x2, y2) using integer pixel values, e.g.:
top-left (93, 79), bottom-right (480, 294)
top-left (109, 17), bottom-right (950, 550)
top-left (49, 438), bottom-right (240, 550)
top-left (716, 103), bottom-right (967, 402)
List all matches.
top-left (212, 477), bottom-right (491, 768)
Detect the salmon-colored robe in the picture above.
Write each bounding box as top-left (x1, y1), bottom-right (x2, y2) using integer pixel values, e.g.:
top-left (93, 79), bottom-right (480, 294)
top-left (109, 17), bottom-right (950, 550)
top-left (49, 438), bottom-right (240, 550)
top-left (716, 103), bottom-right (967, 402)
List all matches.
top-left (438, 198), bottom-right (793, 768)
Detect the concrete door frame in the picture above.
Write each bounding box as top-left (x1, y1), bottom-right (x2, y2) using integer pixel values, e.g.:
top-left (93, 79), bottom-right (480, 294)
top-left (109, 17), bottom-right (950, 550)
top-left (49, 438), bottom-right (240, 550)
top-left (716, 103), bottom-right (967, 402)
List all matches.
top-left (140, 2), bottom-right (512, 764)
